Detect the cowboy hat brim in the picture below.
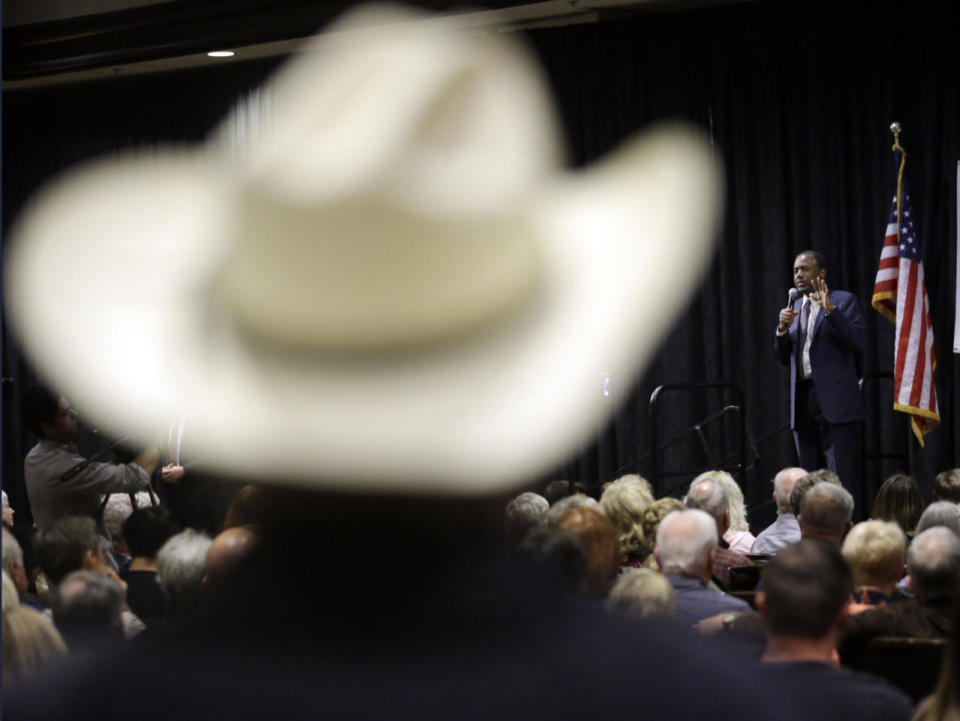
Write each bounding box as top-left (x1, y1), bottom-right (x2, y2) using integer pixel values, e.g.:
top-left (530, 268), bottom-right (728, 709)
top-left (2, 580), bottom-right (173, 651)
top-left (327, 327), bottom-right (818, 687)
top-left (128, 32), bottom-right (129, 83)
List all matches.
top-left (5, 125), bottom-right (721, 495)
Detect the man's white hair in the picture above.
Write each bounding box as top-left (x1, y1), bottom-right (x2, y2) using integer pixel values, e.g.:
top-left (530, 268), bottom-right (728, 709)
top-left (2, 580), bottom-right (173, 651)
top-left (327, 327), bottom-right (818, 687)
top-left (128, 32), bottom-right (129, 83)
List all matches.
top-left (655, 509), bottom-right (717, 576)
top-left (684, 478), bottom-right (728, 524)
top-left (156, 528), bottom-right (213, 606)
top-left (907, 526), bottom-right (960, 600)
top-left (693, 471), bottom-right (748, 532)
top-left (773, 467), bottom-right (805, 514)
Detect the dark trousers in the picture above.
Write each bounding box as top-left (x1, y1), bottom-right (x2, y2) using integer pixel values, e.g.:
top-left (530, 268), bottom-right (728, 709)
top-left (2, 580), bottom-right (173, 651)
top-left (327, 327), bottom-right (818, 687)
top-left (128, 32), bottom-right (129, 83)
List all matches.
top-left (793, 379), bottom-right (864, 519)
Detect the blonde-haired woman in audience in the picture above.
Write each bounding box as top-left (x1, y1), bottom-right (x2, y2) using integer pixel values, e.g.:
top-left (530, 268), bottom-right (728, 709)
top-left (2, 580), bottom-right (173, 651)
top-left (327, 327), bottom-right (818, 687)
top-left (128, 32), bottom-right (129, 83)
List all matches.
top-left (599, 474), bottom-right (655, 569)
top-left (841, 520), bottom-right (906, 612)
top-left (691, 471), bottom-right (755, 554)
top-left (2, 571), bottom-right (67, 688)
top-left (639, 497), bottom-right (685, 570)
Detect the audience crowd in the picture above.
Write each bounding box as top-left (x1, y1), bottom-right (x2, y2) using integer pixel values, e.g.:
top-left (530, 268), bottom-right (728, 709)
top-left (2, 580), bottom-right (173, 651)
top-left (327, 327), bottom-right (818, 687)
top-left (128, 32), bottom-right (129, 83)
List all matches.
top-left (6, 462), bottom-right (960, 721)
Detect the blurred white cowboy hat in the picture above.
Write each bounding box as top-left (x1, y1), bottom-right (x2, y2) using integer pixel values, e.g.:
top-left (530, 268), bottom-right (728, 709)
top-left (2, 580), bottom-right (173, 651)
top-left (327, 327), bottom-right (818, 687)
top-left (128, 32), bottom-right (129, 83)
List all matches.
top-left (4, 4), bottom-right (723, 495)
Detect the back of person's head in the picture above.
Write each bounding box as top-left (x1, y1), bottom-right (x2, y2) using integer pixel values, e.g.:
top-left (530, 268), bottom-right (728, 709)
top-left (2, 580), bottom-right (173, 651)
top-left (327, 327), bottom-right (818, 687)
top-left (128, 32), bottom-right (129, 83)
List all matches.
top-left (798, 482), bottom-right (853, 543)
top-left (545, 493), bottom-right (602, 527)
top-left (33, 516), bottom-right (101, 586)
top-left (542, 480), bottom-right (590, 506)
top-left (693, 471), bottom-right (748, 532)
top-left (605, 568), bottom-right (676, 621)
top-left (599, 475), bottom-right (655, 562)
top-left (205, 526), bottom-right (259, 588)
top-left (123, 507), bottom-right (181, 559)
top-left (50, 570), bottom-right (125, 652)
top-left (684, 478), bottom-right (728, 526)
top-left (761, 539), bottom-right (852, 639)
top-left (872, 473), bottom-right (925, 535)
top-left (639, 498), bottom-right (685, 564)
top-left (934, 469), bottom-right (960, 504)
top-left (21, 386), bottom-right (60, 438)
top-left (655, 509), bottom-right (717, 577)
top-left (917, 502), bottom-right (960, 538)
top-left (222, 484), bottom-right (265, 529)
top-left (789, 469), bottom-right (840, 515)
top-left (554, 506), bottom-right (620, 598)
top-left (841, 520), bottom-right (906, 589)
top-left (2, 602), bottom-right (67, 688)
top-left (773, 467), bottom-right (805, 514)
top-left (156, 528), bottom-right (213, 614)
top-left (504, 491), bottom-right (549, 544)
top-left (517, 526), bottom-right (586, 593)
top-left (2, 527), bottom-right (24, 572)
top-left (907, 527), bottom-right (960, 603)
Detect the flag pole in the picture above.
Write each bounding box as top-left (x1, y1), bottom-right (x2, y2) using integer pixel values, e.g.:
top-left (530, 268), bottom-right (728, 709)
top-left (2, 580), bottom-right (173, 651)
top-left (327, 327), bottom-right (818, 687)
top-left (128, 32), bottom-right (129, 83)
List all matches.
top-left (890, 122), bottom-right (906, 228)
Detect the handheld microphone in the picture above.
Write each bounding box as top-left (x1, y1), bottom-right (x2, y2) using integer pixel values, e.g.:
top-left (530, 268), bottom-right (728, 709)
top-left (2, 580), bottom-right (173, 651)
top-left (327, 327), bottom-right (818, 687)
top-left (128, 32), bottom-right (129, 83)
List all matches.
top-left (786, 287), bottom-right (799, 309)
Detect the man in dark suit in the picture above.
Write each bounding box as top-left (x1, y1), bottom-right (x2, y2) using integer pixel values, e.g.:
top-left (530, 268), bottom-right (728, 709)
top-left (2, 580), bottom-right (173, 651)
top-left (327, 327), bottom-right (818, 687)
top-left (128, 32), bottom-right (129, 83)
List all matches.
top-left (775, 251), bottom-right (865, 513)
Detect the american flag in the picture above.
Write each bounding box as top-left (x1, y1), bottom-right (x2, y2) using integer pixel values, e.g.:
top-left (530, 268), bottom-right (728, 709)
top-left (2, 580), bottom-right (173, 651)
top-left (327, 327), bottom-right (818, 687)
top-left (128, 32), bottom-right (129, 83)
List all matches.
top-left (872, 149), bottom-right (939, 445)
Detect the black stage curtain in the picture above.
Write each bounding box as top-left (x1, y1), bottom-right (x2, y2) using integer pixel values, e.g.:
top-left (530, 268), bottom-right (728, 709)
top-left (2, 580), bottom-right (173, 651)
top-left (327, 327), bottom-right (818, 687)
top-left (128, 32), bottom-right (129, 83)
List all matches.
top-left (3, 1), bottom-right (959, 531)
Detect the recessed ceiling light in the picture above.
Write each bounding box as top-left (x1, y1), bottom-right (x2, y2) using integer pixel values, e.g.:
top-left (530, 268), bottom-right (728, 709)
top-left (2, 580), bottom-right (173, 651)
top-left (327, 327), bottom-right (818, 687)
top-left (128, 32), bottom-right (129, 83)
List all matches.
top-left (207, 51), bottom-right (235, 58)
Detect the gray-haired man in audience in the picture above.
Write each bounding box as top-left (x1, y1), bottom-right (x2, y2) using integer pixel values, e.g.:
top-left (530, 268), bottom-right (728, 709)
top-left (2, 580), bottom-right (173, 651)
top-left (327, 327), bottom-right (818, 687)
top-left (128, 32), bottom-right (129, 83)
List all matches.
top-left (51, 569), bottom-right (126, 654)
top-left (654, 509), bottom-right (750, 627)
top-left (156, 528), bottom-right (212, 620)
top-left (505, 492), bottom-right (549, 544)
top-left (798, 482), bottom-right (853, 547)
top-left (915, 502), bottom-right (960, 538)
top-left (752, 467), bottom-right (806, 555)
top-left (684, 478), bottom-right (750, 589)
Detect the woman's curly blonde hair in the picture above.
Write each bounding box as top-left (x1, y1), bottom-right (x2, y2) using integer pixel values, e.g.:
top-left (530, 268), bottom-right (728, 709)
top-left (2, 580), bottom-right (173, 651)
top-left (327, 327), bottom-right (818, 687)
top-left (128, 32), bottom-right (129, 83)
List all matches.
top-left (639, 497), bottom-right (685, 569)
top-left (599, 475), bottom-right (654, 563)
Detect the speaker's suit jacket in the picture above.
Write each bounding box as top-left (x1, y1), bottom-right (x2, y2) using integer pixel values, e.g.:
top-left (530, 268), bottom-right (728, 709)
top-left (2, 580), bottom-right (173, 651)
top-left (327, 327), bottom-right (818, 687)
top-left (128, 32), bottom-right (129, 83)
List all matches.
top-left (774, 289), bottom-right (865, 426)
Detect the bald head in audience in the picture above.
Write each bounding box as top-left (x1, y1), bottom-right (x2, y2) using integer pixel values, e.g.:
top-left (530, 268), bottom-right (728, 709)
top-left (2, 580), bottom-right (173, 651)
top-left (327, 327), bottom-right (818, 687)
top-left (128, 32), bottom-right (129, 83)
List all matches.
top-left (205, 526), bottom-right (259, 588)
top-left (655, 509), bottom-right (718, 584)
top-left (798, 482), bottom-right (853, 547)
